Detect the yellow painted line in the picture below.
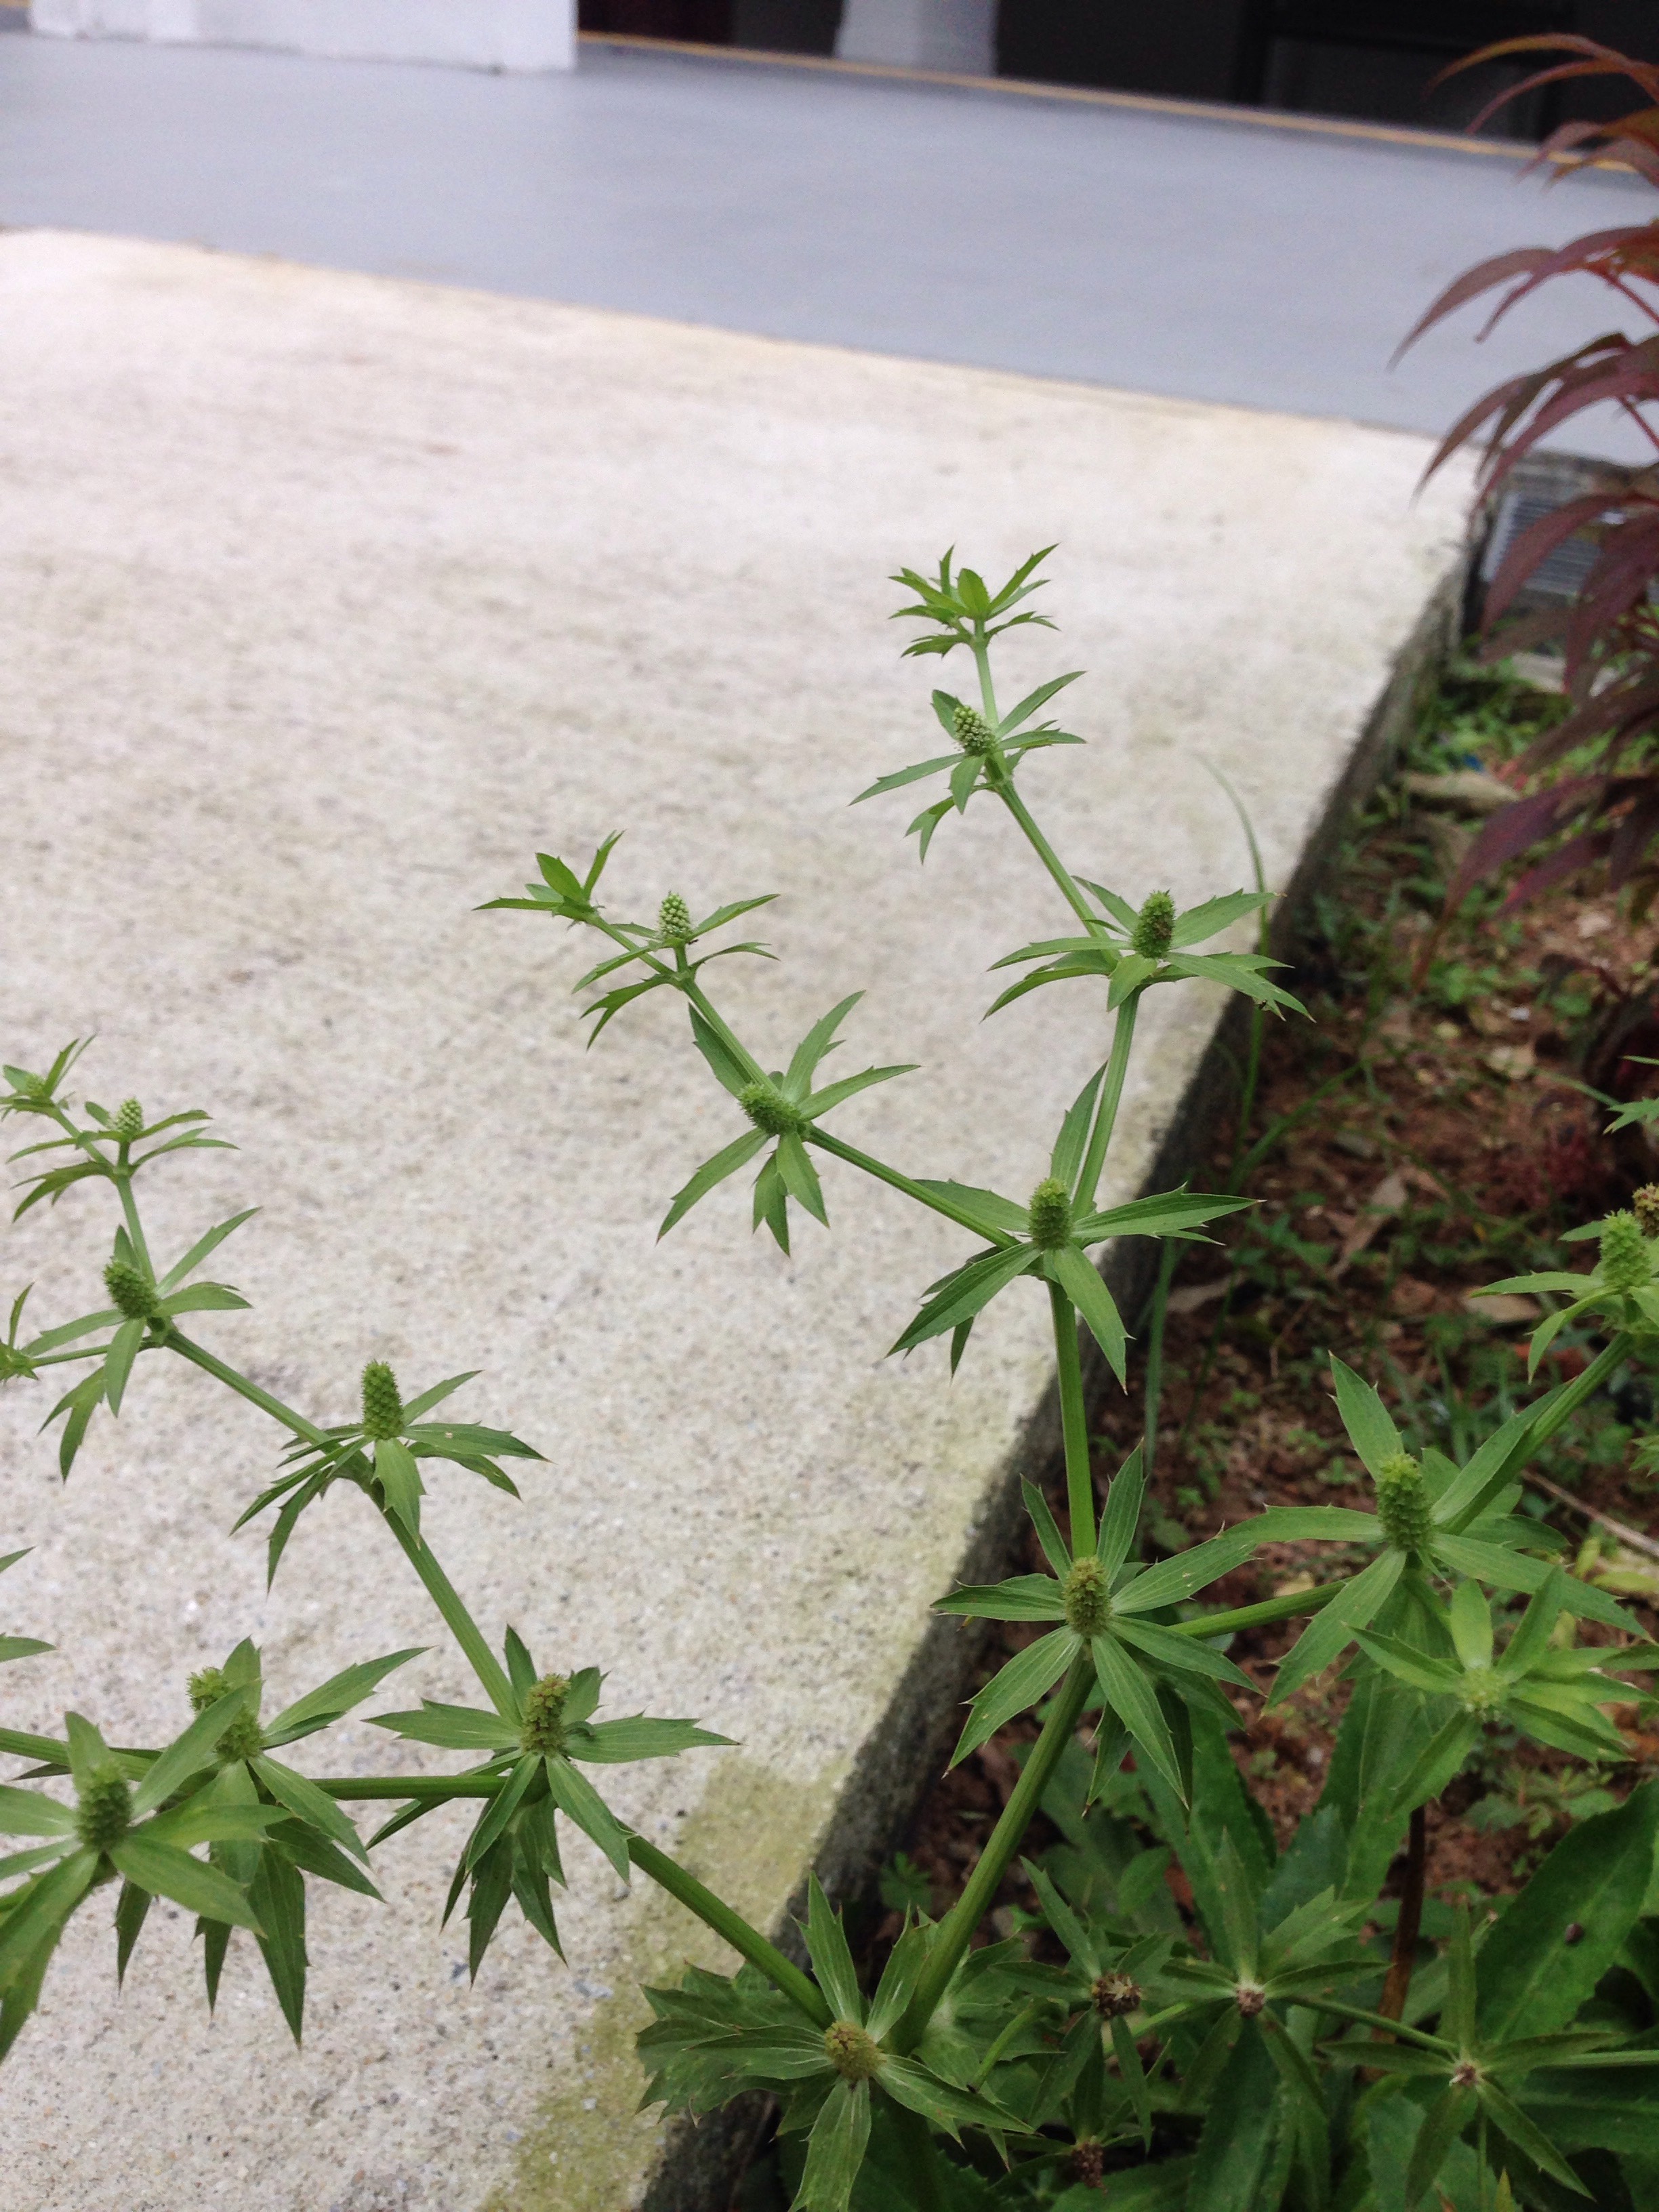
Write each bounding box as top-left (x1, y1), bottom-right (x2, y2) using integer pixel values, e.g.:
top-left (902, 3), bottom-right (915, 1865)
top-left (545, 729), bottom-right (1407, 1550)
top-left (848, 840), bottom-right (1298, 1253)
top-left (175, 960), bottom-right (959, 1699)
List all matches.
top-left (579, 30), bottom-right (1572, 163)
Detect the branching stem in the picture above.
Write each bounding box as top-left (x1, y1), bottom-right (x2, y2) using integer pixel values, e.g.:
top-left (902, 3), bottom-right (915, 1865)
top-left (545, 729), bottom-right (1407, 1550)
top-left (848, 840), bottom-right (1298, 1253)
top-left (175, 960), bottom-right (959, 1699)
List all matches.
top-left (1050, 1284), bottom-right (1094, 1553)
top-left (166, 1330), bottom-right (329, 1447)
top-left (808, 1129), bottom-right (1018, 1246)
top-left (380, 1513), bottom-right (516, 1719)
top-left (997, 783), bottom-right (1101, 932)
top-left (890, 1650), bottom-right (1097, 2053)
top-left (166, 1330), bottom-right (514, 1717)
top-left (1078, 998), bottom-right (1139, 1211)
top-left (624, 1835), bottom-right (830, 2026)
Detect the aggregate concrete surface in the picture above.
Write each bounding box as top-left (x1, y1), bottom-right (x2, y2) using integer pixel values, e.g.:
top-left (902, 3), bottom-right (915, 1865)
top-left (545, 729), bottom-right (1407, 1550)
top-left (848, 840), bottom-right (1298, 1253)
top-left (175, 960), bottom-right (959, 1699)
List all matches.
top-left (0, 228), bottom-right (1468, 2208)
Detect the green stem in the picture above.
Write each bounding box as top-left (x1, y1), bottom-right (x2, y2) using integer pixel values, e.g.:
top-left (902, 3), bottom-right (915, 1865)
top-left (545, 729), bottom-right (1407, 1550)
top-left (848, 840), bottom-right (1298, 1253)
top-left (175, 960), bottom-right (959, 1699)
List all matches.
top-left (970, 629), bottom-right (1100, 933)
top-left (169, 1329), bottom-right (514, 1716)
top-left (624, 1835), bottom-right (830, 2027)
top-left (310, 1786), bottom-right (826, 2025)
top-left (1167, 1580), bottom-right (1347, 1640)
top-left (996, 783), bottom-right (1101, 932)
top-left (1050, 1283), bottom-right (1094, 1553)
top-left (891, 2103), bottom-right (949, 2212)
top-left (808, 1129), bottom-right (1018, 1246)
top-left (1475, 1332), bottom-right (1632, 1517)
top-left (317, 1774), bottom-right (500, 1799)
top-left (380, 1512), bottom-right (517, 1719)
top-left (1078, 996), bottom-right (1139, 1210)
top-left (680, 977), bottom-right (766, 1085)
top-left (114, 1170), bottom-right (153, 1277)
top-left (891, 1651), bottom-right (1096, 2053)
top-left (970, 2003), bottom-right (1040, 2089)
top-left (166, 1330), bottom-right (329, 1445)
top-left (971, 635), bottom-right (999, 725)
top-left (1478, 2107), bottom-right (1490, 2212)
top-left (310, 1786), bottom-right (827, 2028)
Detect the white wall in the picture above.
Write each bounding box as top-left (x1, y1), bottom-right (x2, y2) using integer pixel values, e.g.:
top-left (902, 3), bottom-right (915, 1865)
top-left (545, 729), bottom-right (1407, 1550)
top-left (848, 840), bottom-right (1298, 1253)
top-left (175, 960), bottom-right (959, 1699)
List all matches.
top-left (28, 0), bottom-right (575, 70)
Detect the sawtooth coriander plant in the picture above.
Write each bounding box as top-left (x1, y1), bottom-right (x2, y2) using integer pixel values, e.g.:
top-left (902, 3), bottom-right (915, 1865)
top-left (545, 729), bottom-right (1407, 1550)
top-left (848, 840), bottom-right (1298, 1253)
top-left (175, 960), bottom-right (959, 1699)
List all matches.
top-left (5, 550), bottom-right (1659, 2210)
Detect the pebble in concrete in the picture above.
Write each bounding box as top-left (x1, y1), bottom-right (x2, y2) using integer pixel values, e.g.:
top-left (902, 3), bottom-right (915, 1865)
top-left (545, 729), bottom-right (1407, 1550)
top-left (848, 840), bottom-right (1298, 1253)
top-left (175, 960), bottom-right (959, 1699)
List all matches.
top-left (0, 228), bottom-right (1468, 2209)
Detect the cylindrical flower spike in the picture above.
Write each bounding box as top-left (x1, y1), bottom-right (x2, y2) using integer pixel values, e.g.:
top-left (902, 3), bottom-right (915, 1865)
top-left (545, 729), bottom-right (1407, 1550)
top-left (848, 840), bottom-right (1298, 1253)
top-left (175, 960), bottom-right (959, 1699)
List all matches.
top-left (112, 1099), bottom-right (144, 1141)
top-left (104, 1259), bottom-right (161, 1324)
top-left (1375, 1450), bottom-right (1433, 1554)
top-left (361, 1361), bottom-right (404, 1441)
top-left (658, 893), bottom-right (694, 945)
top-left (1027, 1176), bottom-right (1073, 1251)
top-left (1131, 890), bottom-right (1175, 960)
top-left (1063, 1555), bottom-right (1111, 1637)
top-left (520, 1673), bottom-right (571, 1755)
top-left (952, 704), bottom-right (998, 756)
top-left (1600, 1212), bottom-right (1651, 1294)
top-left (75, 1766), bottom-right (132, 1852)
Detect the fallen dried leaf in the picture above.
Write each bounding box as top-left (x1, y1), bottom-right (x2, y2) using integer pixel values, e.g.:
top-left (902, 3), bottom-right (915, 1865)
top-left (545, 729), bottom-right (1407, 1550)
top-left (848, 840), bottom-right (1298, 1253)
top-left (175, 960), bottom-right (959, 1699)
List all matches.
top-left (1402, 769), bottom-right (1517, 816)
top-left (1166, 1275), bottom-right (1234, 1317)
top-left (1334, 1170), bottom-right (1407, 1276)
top-left (1463, 1290), bottom-right (1541, 1326)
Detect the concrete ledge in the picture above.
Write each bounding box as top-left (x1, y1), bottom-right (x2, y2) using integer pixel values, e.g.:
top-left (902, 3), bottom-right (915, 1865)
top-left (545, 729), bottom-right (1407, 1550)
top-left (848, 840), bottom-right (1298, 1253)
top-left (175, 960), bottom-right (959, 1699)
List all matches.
top-left (28, 0), bottom-right (573, 69)
top-left (0, 230), bottom-right (1472, 2212)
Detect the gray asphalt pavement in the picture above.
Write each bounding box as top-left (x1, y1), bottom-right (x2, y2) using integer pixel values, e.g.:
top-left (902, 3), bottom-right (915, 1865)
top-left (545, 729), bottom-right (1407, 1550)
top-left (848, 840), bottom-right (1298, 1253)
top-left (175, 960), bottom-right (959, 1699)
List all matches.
top-left (0, 34), bottom-right (1650, 446)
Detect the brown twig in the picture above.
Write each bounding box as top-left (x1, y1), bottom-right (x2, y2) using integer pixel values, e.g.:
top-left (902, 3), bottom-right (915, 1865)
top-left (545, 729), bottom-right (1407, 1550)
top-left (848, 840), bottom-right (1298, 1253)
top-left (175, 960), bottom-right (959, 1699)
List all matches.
top-left (1525, 1472), bottom-right (1659, 1563)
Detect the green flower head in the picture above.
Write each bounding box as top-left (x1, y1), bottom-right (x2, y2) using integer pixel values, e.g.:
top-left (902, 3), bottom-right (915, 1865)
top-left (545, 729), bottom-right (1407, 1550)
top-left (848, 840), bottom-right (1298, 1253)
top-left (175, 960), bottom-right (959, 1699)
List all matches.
top-left (1130, 890), bottom-right (1175, 960)
top-left (103, 1258), bottom-right (161, 1324)
top-left (187, 1664), bottom-right (264, 1759)
top-left (1026, 1176), bottom-right (1073, 1251)
top-left (1458, 1665), bottom-right (1509, 1717)
top-left (75, 1765), bottom-right (131, 1853)
top-left (111, 1098), bottom-right (144, 1141)
top-left (361, 1361), bottom-right (403, 1441)
top-left (520, 1673), bottom-right (571, 1756)
top-left (823, 2020), bottom-right (883, 2081)
top-left (739, 1080), bottom-right (808, 1140)
top-left (1600, 1212), bottom-right (1652, 1295)
top-left (1063, 1553), bottom-right (1111, 1637)
top-left (657, 893), bottom-right (693, 945)
top-left (951, 703), bottom-right (998, 757)
top-left (1376, 1450), bottom-right (1432, 1554)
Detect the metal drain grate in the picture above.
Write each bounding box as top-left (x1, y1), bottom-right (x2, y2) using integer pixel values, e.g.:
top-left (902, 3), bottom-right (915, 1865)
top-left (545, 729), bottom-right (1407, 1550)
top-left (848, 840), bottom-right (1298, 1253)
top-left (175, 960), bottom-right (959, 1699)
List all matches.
top-left (1475, 450), bottom-right (1635, 617)
top-left (1480, 487), bottom-right (1604, 601)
